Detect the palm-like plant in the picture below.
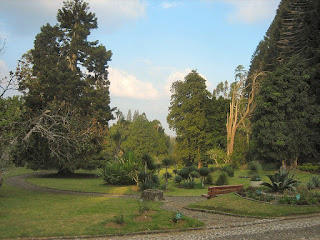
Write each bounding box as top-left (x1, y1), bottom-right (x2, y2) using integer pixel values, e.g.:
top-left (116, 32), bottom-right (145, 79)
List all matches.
top-left (261, 166), bottom-right (299, 192)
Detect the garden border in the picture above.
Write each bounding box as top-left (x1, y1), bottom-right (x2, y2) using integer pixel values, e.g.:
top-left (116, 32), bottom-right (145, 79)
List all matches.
top-left (235, 192), bottom-right (320, 207)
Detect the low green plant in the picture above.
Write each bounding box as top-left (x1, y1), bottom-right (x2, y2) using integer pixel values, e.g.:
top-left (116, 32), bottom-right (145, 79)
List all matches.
top-left (261, 166), bottom-right (300, 192)
top-left (100, 151), bottom-right (142, 185)
top-left (113, 215), bottom-right (125, 225)
top-left (298, 163), bottom-right (320, 173)
top-left (215, 172), bottom-right (228, 186)
top-left (248, 161), bottom-right (262, 175)
top-left (174, 175), bottom-right (182, 184)
top-left (220, 165), bottom-right (234, 177)
top-left (182, 181), bottom-right (196, 189)
top-left (205, 173), bottom-right (214, 185)
top-left (138, 202), bottom-right (150, 214)
top-left (307, 175), bottom-right (320, 189)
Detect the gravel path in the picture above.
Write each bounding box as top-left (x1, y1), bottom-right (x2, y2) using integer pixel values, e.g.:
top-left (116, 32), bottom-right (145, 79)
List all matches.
top-left (6, 172), bottom-right (320, 240)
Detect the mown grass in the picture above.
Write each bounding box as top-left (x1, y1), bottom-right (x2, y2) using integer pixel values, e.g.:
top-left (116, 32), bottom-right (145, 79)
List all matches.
top-left (0, 173), bottom-right (203, 239)
top-left (27, 167), bottom-right (316, 197)
top-left (189, 192), bottom-right (320, 218)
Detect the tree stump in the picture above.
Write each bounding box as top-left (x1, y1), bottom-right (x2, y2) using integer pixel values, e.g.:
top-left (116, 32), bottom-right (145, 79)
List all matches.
top-left (141, 189), bottom-right (164, 201)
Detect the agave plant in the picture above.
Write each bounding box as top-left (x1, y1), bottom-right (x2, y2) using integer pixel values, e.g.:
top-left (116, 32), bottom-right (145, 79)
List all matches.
top-left (261, 166), bottom-right (300, 192)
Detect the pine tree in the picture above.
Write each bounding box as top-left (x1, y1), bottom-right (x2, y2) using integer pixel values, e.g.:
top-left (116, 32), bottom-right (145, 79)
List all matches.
top-left (167, 70), bottom-right (211, 167)
top-left (17, 0), bottom-right (113, 173)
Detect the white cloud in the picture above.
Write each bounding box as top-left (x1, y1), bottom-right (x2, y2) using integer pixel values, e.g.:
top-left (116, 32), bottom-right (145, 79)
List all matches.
top-left (202, 0), bottom-right (280, 23)
top-left (164, 68), bottom-right (210, 96)
top-left (0, 0), bottom-right (146, 36)
top-left (109, 67), bottom-right (159, 100)
top-left (0, 59), bottom-right (9, 79)
top-left (225, 0), bottom-right (280, 23)
top-left (164, 68), bottom-right (192, 95)
top-left (161, 2), bottom-right (183, 9)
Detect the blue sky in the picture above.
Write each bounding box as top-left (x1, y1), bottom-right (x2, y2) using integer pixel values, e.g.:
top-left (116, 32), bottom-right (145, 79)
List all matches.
top-left (0, 0), bottom-right (280, 136)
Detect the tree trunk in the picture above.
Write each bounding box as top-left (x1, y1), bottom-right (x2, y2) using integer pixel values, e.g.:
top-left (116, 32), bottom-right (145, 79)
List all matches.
top-left (141, 189), bottom-right (164, 201)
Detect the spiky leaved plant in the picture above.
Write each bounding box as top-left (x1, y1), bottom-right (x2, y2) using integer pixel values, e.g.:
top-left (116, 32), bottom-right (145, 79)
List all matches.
top-left (261, 166), bottom-right (300, 192)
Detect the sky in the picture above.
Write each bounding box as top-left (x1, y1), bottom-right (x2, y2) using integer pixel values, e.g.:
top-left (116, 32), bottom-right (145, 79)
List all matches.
top-left (0, 0), bottom-right (281, 136)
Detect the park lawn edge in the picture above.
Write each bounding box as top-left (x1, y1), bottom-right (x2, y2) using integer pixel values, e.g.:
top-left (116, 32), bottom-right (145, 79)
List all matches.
top-left (188, 193), bottom-right (320, 218)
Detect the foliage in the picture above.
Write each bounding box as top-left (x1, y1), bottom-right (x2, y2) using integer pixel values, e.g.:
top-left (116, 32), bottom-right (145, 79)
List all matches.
top-left (306, 175), bottom-right (320, 190)
top-left (138, 155), bottom-right (160, 190)
top-left (205, 173), bottom-right (214, 185)
top-left (162, 157), bottom-right (172, 184)
top-left (207, 147), bottom-right (229, 166)
top-left (261, 166), bottom-right (300, 192)
top-left (174, 175), bottom-right (182, 184)
top-left (0, 96), bottom-right (24, 177)
top-left (138, 202), bottom-right (150, 215)
top-left (220, 165), bottom-right (234, 177)
top-left (105, 113), bottom-right (170, 161)
top-left (252, 55), bottom-right (319, 165)
top-left (19, 101), bottom-right (107, 174)
top-left (247, 161), bottom-right (262, 179)
top-left (17, 0), bottom-right (114, 174)
top-left (250, 0), bottom-right (320, 165)
top-left (215, 172), bottom-right (228, 186)
top-left (199, 167), bottom-right (210, 187)
top-left (182, 181), bottom-right (196, 189)
top-left (113, 215), bottom-right (125, 225)
top-left (298, 163), bottom-right (320, 173)
top-left (167, 70), bottom-right (212, 167)
top-left (100, 151), bottom-right (142, 185)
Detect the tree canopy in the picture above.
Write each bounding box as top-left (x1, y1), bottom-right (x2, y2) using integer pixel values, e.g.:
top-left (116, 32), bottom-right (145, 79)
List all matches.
top-left (16, 0), bottom-right (114, 174)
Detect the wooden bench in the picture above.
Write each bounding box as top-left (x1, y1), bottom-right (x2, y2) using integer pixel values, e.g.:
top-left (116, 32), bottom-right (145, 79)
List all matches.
top-left (201, 184), bottom-right (243, 199)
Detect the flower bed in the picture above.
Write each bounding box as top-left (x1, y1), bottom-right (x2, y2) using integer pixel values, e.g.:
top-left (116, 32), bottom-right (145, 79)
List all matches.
top-left (237, 187), bottom-right (320, 206)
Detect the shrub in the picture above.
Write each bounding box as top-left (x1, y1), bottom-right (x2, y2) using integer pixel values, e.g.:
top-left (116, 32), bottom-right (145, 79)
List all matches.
top-left (182, 181), bottom-right (196, 189)
top-left (178, 167), bottom-right (191, 181)
top-left (113, 215), bottom-right (125, 225)
top-left (215, 172), bottom-right (228, 186)
top-left (139, 202), bottom-right (150, 214)
top-left (220, 165), bottom-right (234, 177)
top-left (309, 176), bottom-right (320, 188)
top-left (205, 173), bottom-right (214, 185)
top-left (190, 170), bottom-right (200, 180)
top-left (248, 161), bottom-right (262, 175)
top-left (138, 171), bottom-right (160, 190)
top-left (298, 163), bottom-right (320, 173)
top-left (100, 151), bottom-right (142, 185)
top-left (174, 175), bottom-right (182, 184)
top-left (261, 166), bottom-right (300, 192)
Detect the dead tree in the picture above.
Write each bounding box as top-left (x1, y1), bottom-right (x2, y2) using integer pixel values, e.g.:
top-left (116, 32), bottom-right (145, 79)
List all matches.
top-left (226, 71), bottom-right (266, 157)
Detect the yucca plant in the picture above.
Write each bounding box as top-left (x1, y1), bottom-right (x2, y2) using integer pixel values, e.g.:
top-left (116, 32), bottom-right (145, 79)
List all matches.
top-left (261, 166), bottom-right (300, 192)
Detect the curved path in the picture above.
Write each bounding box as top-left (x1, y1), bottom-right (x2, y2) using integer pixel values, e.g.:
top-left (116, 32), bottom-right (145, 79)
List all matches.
top-left (6, 172), bottom-right (320, 240)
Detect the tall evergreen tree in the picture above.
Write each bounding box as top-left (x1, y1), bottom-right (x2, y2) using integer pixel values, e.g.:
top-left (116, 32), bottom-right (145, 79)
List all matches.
top-left (17, 0), bottom-right (113, 173)
top-left (167, 70), bottom-right (211, 167)
top-left (250, 0), bottom-right (320, 164)
top-left (252, 56), bottom-right (319, 165)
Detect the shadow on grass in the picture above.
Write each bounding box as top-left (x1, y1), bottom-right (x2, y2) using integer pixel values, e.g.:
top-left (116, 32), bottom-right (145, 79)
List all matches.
top-left (37, 172), bottom-right (100, 179)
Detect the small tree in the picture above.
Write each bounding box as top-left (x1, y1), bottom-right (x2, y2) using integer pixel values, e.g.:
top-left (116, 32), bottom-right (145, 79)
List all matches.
top-left (162, 158), bottom-right (172, 185)
top-left (199, 167), bottom-right (210, 188)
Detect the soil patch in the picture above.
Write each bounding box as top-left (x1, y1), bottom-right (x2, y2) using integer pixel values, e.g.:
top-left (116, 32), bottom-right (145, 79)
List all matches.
top-left (133, 215), bottom-right (152, 222)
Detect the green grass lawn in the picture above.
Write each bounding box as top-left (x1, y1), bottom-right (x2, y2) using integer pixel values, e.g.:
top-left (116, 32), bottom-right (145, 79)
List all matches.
top-left (189, 192), bottom-right (320, 218)
top-left (26, 167), bottom-right (317, 197)
top-left (0, 174), bottom-right (203, 239)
